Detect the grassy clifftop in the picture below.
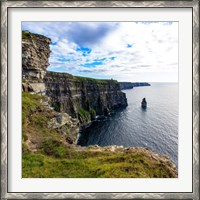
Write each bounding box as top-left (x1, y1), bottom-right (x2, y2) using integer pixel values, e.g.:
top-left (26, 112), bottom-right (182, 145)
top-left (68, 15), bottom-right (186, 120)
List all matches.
top-left (23, 145), bottom-right (177, 178)
top-left (22, 30), bottom-right (49, 40)
top-left (46, 71), bottom-right (118, 84)
top-left (22, 92), bottom-right (177, 178)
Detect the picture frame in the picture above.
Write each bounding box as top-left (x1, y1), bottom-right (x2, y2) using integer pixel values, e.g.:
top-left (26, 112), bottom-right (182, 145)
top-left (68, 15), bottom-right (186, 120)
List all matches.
top-left (1, 0), bottom-right (199, 199)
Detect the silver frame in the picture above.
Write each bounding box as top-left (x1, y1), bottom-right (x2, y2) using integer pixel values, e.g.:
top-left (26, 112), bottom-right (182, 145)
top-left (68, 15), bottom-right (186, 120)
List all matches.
top-left (1, 1), bottom-right (199, 199)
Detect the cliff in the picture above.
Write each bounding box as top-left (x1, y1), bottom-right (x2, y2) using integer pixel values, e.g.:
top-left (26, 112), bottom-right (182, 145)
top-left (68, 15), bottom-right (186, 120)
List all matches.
top-left (22, 31), bottom-right (51, 94)
top-left (22, 31), bottom-right (177, 178)
top-left (119, 82), bottom-right (134, 90)
top-left (45, 72), bottom-right (127, 124)
top-left (22, 31), bottom-right (127, 125)
top-left (133, 82), bottom-right (151, 87)
top-left (119, 82), bottom-right (151, 90)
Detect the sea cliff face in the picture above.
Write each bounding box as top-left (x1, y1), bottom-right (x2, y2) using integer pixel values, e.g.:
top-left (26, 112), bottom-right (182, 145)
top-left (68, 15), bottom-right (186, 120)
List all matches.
top-left (45, 72), bottom-right (127, 124)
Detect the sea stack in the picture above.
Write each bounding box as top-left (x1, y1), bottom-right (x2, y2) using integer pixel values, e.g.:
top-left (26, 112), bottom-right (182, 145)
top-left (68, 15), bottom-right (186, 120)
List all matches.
top-left (141, 98), bottom-right (147, 108)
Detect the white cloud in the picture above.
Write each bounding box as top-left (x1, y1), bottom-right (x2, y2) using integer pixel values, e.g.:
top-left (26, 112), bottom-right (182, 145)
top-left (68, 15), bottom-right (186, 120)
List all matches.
top-left (22, 22), bottom-right (178, 82)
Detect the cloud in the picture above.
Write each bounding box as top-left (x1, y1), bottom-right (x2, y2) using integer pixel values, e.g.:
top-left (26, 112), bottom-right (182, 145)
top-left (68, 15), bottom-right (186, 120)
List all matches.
top-left (22, 22), bottom-right (178, 82)
top-left (67, 22), bottom-right (118, 46)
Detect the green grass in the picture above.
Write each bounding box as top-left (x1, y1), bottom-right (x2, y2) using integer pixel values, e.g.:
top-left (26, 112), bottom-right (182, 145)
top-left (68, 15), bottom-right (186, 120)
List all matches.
top-left (77, 108), bottom-right (96, 123)
top-left (39, 139), bottom-right (68, 158)
top-left (22, 30), bottom-right (48, 40)
top-left (77, 108), bottom-right (91, 123)
top-left (22, 148), bottom-right (176, 178)
top-left (22, 92), bottom-right (64, 152)
top-left (22, 92), bottom-right (43, 127)
top-left (22, 31), bottom-right (31, 39)
top-left (73, 75), bottom-right (118, 84)
top-left (89, 108), bottom-right (96, 120)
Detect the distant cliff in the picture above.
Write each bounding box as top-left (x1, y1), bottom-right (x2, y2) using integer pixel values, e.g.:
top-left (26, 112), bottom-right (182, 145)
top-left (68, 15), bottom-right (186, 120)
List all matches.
top-left (119, 82), bottom-right (133, 90)
top-left (22, 31), bottom-right (127, 125)
top-left (119, 82), bottom-right (151, 90)
top-left (132, 82), bottom-right (151, 87)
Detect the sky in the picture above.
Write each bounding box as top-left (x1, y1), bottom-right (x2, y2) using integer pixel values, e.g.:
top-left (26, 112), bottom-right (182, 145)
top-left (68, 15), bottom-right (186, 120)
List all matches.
top-left (22, 22), bottom-right (178, 82)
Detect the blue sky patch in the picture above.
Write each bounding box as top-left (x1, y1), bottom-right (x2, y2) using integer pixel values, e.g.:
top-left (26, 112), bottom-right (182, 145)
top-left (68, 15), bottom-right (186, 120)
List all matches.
top-left (57, 57), bottom-right (71, 62)
top-left (127, 44), bottom-right (132, 48)
top-left (78, 70), bottom-right (91, 73)
top-left (76, 47), bottom-right (92, 56)
top-left (81, 61), bottom-right (103, 68)
top-left (94, 58), bottom-right (106, 62)
top-left (110, 56), bottom-right (116, 60)
top-left (51, 42), bottom-right (57, 45)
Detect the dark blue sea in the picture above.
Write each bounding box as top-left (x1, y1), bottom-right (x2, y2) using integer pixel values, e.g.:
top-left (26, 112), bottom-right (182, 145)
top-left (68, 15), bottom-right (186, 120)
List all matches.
top-left (77, 83), bottom-right (178, 166)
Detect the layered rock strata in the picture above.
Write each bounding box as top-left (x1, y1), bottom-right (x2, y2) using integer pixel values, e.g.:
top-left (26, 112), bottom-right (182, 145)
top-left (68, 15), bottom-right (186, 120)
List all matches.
top-left (45, 72), bottom-right (127, 124)
top-left (22, 31), bottom-right (51, 94)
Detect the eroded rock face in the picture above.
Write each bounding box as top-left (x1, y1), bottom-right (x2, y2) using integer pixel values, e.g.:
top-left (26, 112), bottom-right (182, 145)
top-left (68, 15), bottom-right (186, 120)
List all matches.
top-left (45, 72), bottom-right (128, 122)
top-left (48, 113), bottom-right (79, 129)
top-left (22, 31), bottom-right (51, 94)
top-left (48, 113), bottom-right (79, 144)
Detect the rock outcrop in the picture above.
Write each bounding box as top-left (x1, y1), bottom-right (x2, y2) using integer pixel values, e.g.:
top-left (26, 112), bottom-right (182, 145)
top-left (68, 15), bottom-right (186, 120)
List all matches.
top-left (48, 113), bottom-right (79, 144)
top-left (141, 97), bottom-right (147, 109)
top-left (22, 31), bottom-right (51, 94)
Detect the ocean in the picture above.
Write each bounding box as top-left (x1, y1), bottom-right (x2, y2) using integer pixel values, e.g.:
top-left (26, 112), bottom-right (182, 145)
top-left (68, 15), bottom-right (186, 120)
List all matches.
top-left (77, 83), bottom-right (178, 166)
